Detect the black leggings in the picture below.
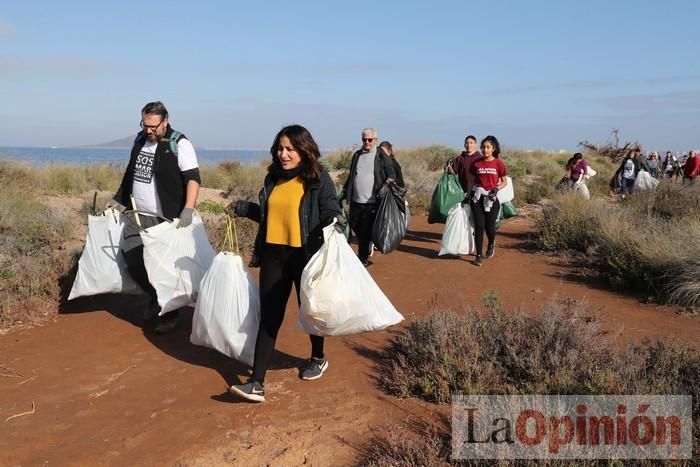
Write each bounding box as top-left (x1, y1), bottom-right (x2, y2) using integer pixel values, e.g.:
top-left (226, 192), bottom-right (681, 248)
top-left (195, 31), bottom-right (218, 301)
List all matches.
top-left (251, 244), bottom-right (324, 384)
top-left (349, 202), bottom-right (377, 261)
top-left (470, 198), bottom-right (500, 257)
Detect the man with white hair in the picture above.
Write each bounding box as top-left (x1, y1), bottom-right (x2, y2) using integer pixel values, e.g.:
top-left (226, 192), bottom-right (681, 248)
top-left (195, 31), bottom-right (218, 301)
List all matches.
top-left (340, 128), bottom-right (395, 266)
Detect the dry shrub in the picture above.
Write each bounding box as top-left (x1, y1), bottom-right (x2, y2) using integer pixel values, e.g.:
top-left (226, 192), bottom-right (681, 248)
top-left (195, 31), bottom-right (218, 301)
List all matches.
top-left (356, 422), bottom-right (448, 467)
top-left (367, 292), bottom-right (699, 465)
top-left (538, 186), bottom-right (700, 305)
top-left (380, 293), bottom-right (617, 403)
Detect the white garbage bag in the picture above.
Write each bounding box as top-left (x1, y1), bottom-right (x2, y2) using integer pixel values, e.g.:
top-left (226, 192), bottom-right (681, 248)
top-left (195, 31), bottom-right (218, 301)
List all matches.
top-left (190, 252), bottom-right (260, 367)
top-left (299, 222), bottom-right (404, 336)
top-left (585, 166), bottom-right (597, 178)
top-left (574, 181), bottom-right (591, 200)
top-left (496, 176), bottom-right (514, 203)
top-left (141, 212), bottom-right (216, 315)
top-left (439, 203), bottom-right (474, 256)
top-left (634, 171), bottom-right (660, 192)
top-left (404, 200), bottom-right (411, 230)
top-left (68, 209), bottom-right (142, 300)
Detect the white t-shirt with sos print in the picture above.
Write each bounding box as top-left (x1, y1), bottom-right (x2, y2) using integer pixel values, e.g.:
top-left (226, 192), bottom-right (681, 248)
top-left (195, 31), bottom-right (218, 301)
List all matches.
top-left (131, 138), bottom-right (199, 217)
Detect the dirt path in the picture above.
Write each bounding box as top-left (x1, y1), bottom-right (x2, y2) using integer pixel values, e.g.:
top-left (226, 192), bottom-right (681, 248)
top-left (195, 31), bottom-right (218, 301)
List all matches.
top-left (1, 213), bottom-right (698, 466)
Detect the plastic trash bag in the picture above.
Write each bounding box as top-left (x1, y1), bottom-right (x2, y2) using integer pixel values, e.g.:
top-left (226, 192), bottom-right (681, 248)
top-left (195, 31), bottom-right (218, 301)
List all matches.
top-left (585, 166), bottom-right (597, 179)
top-left (496, 176), bottom-right (514, 203)
top-left (501, 200), bottom-right (519, 218)
top-left (428, 171), bottom-right (464, 224)
top-left (574, 182), bottom-right (591, 200)
top-left (404, 200), bottom-right (411, 230)
top-left (634, 171), bottom-right (660, 192)
top-left (190, 252), bottom-right (260, 367)
top-left (141, 212), bottom-right (217, 315)
top-left (68, 208), bottom-right (142, 300)
top-left (371, 182), bottom-right (407, 254)
top-left (439, 203), bottom-right (474, 256)
top-left (299, 221), bottom-right (404, 336)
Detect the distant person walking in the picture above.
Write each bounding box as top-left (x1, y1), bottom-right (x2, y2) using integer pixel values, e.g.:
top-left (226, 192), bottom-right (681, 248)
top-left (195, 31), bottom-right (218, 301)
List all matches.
top-left (339, 128), bottom-right (395, 267)
top-left (566, 152), bottom-right (588, 186)
top-left (647, 152), bottom-right (659, 178)
top-left (616, 149), bottom-right (641, 198)
top-left (683, 150), bottom-right (700, 183)
top-left (227, 125), bottom-right (343, 403)
top-left (468, 135), bottom-right (507, 266)
top-left (663, 151), bottom-right (679, 181)
top-left (449, 135), bottom-right (482, 194)
top-left (111, 101), bottom-right (201, 334)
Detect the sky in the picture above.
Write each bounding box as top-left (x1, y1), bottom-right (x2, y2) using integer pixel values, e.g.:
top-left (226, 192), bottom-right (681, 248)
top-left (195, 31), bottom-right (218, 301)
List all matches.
top-left (1, 0), bottom-right (699, 152)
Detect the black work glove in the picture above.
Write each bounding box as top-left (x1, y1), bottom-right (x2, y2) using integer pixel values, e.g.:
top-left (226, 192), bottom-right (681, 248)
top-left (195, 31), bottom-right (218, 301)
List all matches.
top-left (227, 200), bottom-right (250, 218)
top-left (177, 207), bottom-right (194, 228)
top-left (487, 188), bottom-right (499, 201)
top-left (334, 215), bottom-right (348, 234)
top-left (461, 194), bottom-right (470, 206)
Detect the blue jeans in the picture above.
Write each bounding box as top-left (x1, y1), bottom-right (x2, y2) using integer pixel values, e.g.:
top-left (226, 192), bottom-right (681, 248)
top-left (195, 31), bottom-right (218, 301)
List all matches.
top-left (620, 177), bottom-right (635, 195)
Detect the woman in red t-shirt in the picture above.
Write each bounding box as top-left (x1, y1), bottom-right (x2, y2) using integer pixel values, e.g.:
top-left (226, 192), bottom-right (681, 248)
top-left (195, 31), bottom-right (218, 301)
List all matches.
top-left (468, 135), bottom-right (508, 266)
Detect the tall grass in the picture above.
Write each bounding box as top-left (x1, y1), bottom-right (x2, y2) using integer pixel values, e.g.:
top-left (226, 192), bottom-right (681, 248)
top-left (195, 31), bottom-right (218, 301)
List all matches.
top-left (363, 292), bottom-right (699, 465)
top-left (539, 185), bottom-right (700, 305)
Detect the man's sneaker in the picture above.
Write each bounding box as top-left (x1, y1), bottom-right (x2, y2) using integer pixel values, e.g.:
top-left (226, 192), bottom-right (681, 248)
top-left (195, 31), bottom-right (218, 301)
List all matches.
top-left (300, 357), bottom-right (329, 381)
top-left (229, 379), bottom-right (265, 403)
top-left (474, 255), bottom-right (483, 266)
top-left (153, 312), bottom-right (179, 334)
top-left (486, 243), bottom-right (495, 258)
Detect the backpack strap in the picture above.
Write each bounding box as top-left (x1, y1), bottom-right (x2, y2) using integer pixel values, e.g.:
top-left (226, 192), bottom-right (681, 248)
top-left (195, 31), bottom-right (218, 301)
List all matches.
top-left (167, 130), bottom-right (185, 156)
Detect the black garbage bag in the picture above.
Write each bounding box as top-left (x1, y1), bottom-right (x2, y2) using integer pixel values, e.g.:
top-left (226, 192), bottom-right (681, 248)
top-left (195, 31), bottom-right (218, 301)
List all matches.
top-left (554, 176), bottom-right (570, 191)
top-left (371, 182), bottom-right (407, 254)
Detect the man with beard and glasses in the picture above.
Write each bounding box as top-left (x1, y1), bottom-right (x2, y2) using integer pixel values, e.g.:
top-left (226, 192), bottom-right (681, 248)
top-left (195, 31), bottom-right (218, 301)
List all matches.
top-left (110, 101), bottom-right (201, 333)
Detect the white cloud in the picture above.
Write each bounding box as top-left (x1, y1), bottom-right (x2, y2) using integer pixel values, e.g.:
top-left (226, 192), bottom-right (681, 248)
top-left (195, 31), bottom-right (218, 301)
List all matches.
top-left (0, 55), bottom-right (133, 80)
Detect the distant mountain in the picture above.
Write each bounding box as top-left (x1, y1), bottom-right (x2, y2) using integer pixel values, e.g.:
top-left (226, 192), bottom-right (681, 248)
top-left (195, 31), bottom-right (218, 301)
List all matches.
top-left (81, 135), bottom-right (135, 148)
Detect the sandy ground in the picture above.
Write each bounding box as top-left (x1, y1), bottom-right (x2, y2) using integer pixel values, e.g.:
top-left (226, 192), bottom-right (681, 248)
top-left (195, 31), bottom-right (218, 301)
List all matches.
top-left (1, 207), bottom-right (698, 466)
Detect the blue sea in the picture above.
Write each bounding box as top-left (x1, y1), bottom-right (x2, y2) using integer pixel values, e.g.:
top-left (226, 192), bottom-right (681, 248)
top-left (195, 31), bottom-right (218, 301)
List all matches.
top-left (0, 146), bottom-right (270, 166)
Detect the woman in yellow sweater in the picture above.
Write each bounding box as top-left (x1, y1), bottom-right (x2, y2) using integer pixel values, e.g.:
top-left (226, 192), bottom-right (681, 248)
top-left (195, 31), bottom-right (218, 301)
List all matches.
top-left (227, 125), bottom-right (343, 402)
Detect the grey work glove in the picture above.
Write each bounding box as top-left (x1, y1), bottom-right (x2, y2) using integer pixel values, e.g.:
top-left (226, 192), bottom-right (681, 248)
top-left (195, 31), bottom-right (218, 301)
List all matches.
top-left (177, 207), bottom-right (194, 228)
top-left (228, 200), bottom-right (250, 218)
top-left (105, 198), bottom-right (125, 211)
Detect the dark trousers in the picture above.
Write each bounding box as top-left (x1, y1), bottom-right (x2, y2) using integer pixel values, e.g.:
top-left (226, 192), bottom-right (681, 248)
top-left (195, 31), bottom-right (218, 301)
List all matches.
top-left (121, 214), bottom-right (178, 321)
top-left (349, 202), bottom-right (377, 261)
top-left (252, 244), bottom-right (324, 385)
top-left (470, 198), bottom-right (500, 257)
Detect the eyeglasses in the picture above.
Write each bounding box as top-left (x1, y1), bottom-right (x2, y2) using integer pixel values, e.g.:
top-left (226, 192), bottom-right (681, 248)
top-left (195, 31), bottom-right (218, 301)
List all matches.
top-left (140, 119), bottom-right (164, 131)
top-left (362, 138), bottom-right (375, 142)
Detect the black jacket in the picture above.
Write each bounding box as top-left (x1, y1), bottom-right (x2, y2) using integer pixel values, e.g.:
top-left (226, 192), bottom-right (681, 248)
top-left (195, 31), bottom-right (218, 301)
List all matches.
top-left (245, 170), bottom-right (341, 267)
top-left (114, 126), bottom-right (201, 220)
top-left (391, 158), bottom-right (405, 188)
top-left (341, 148), bottom-right (396, 203)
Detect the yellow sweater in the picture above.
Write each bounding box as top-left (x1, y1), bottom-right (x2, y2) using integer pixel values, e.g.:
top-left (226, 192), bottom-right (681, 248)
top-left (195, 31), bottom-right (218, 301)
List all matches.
top-left (265, 176), bottom-right (304, 247)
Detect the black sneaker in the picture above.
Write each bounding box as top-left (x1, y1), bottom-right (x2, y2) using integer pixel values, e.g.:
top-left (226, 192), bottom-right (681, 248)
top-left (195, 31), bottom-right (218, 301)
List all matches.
top-left (300, 357), bottom-right (329, 381)
top-left (358, 256), bottom-right (371, 267)
top-left (229, 379), bottom-right (265, 403)
top-left (474, 255), bottom-right (483, 266)
top-left (486, 243), bottom-right (495, 258)
top-left (153, 311), bottom-right (179, 334)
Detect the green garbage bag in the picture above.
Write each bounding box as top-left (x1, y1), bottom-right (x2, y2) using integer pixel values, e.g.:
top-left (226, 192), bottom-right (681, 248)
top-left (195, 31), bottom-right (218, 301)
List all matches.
top-left (428, 171), bottom-right (465, 224)
top-left (501, 201), bottom-right (519, 219)
top-left (338, 195), bottom-right (350, 240)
